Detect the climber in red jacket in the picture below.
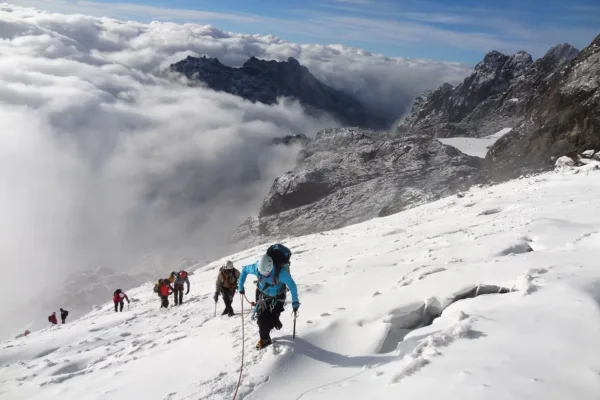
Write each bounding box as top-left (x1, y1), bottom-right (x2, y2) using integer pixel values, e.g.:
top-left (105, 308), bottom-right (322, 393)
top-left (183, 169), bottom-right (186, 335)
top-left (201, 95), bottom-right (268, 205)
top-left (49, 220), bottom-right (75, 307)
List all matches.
top-left (113, 289), bottom-right (130, 312)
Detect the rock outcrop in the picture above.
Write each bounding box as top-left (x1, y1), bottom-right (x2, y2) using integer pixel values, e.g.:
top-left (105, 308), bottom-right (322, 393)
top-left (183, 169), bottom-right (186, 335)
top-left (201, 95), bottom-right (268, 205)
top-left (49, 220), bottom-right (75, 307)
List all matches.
top-left (485, 34), bottom-right (600, 180)
top-left (397, 44), bottom-right (580, 138)
top-left (170, 56), bottom-right (388, 129)
top-left (237, 128), bottom-right (481, 240)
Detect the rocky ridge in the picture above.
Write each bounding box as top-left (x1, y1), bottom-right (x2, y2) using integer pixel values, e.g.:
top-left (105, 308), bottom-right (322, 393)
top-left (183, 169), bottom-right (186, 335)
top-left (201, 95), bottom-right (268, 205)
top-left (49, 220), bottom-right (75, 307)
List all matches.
top-left (396, 44), bottom-right (580, 138)
top-left (232, 128), bottom-right (482, 243)
top-left (485, 34), bottom-right (600, 179)
top-left (171, 56), bottom-right (389, 129)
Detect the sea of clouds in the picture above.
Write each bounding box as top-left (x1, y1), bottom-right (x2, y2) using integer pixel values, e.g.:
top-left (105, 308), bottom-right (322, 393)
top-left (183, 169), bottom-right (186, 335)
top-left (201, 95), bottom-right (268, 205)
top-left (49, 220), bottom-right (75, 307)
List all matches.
top-left (0, 3), bottom-right (470, 338)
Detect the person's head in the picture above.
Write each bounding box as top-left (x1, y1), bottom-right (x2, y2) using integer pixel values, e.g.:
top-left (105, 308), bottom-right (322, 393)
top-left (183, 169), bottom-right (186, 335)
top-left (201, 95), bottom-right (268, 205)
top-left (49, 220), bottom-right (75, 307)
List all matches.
top-left (60, 308), bottom-right (64, 311)
top-left (52, 312), bottom-right (56, 315)
top-left (257, 254), bottom-right (274, 276)
top-left (223, 260), bottom-right (234, 270)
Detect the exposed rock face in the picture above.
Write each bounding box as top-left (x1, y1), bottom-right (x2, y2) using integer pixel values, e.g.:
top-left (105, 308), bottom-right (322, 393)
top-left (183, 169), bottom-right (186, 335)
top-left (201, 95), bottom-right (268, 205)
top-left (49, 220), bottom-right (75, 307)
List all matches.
top-left (241, 128), bottom-right (481, 239)
top-left (170, 56), bottom-right (388, 129)
top-left (485, 34), bottom-right (600, 179)
top-left (271, 134), bottom-right (311, 147)
top-left (397, 44), bottom-right (580, 138)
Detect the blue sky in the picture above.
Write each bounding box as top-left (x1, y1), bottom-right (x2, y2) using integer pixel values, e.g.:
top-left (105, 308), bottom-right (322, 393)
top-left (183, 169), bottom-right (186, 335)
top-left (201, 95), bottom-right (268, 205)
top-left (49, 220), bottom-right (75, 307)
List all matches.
top-left (12, 0), bottom-right (600, 64)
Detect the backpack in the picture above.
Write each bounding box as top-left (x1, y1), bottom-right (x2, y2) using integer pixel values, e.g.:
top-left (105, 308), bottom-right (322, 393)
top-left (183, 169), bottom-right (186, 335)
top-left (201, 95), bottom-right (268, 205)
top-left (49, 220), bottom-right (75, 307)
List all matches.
top-left (266, 244), bottom-right (292, 283)
top-left (153, 280), bottom-right (163, 294)
top-left (219, 268), bottom-right (237, 289)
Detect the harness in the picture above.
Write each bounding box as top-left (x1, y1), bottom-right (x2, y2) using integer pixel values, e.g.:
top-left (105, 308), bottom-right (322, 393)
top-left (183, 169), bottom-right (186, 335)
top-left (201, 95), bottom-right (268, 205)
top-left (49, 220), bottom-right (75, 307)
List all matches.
top-left (252, 275), bottom-right (287, 320)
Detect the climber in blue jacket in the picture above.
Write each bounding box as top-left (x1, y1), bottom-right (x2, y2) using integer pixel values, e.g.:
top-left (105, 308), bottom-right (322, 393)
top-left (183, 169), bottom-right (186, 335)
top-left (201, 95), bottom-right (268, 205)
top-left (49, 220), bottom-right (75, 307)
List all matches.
top-left (238, 249), bottom-right (300, 350)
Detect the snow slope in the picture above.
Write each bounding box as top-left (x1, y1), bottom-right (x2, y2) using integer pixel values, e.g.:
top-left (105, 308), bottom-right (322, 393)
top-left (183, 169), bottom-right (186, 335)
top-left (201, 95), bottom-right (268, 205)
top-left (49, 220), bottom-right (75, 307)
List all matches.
top-left (438, 128), bottom-right (513, 158)
top-left (2, 164), bottom-right (600, 400)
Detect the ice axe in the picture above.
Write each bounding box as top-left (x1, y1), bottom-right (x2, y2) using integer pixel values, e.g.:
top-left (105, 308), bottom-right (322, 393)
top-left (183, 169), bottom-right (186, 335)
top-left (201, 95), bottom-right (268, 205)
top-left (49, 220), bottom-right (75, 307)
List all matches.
top-left (292, 310), bottom-right (297, 340)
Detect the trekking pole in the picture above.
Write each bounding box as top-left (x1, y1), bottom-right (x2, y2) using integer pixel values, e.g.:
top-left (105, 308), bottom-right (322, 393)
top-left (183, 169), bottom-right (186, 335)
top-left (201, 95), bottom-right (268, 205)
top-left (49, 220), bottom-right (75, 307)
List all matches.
top-left (214, 301), bottom-right (217, 317)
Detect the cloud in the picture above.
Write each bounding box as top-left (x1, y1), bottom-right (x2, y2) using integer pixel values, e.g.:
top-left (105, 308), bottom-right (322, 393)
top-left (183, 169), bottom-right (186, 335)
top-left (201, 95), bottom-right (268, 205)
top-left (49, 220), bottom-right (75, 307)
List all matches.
top-left (0, 3), bottom-right (468, 338)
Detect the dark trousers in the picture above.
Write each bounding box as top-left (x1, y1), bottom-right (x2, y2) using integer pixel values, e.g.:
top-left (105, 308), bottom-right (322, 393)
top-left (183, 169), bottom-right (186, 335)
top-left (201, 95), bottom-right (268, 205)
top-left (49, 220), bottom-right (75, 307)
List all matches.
top-left (114, 301), bottom-right (124, 312)
top-left (160, 295), bottom-right (169, 308)
top-left (220, 288), bottom-right (235, 314)
top-left (61, 318), bottom-right (66, 324)
top-left (256, 293), bottom-right (285, 341)
top-left (173, 284), bottom-right (184, 305)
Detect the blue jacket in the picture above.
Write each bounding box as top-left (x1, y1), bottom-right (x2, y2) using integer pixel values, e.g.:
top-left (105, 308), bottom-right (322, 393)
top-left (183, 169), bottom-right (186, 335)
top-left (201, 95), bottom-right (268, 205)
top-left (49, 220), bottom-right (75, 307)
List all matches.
top-left (238, 262), bottom-right (299, 306)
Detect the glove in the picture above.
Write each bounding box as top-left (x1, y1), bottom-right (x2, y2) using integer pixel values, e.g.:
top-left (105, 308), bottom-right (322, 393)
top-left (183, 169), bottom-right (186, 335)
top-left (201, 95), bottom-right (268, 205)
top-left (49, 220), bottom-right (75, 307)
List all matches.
top-left (292, 302), bottom-right (300, 312)
top-left (239, 290), bottom-right (244, 295)
top-left (186, 290), bottom-right (190, 295)
top-left (213, 293), bottom-right (218, 302)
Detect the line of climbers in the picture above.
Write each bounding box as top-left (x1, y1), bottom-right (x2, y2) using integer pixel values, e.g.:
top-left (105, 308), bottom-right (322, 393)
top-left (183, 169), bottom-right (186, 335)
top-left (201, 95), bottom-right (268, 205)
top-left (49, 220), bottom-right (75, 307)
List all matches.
top-left (148, 243), bottom-right (300, 350)
top-left (48, 308), bottom-right (69, 325)
top-left (153, 269), bottom-right (191, 308)
top-left (60, 243), bottom-right (300, 352)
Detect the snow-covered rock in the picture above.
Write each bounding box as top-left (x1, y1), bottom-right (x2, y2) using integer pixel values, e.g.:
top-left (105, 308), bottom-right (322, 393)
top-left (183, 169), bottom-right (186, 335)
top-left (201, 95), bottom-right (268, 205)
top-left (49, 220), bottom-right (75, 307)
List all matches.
top-left (581, 149), bottom-right (596, 158)
top-left (241, 128), bottom-right (482, 240)
top-left (2, 167), bottom-right (600, 399)
top-left (555, 155), bottom-right (576, 167)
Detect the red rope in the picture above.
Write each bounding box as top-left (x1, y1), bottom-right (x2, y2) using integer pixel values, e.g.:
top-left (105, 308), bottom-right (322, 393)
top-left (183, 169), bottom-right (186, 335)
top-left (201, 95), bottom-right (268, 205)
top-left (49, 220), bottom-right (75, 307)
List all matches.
top-left (232, 295), bottom-right (244, 400)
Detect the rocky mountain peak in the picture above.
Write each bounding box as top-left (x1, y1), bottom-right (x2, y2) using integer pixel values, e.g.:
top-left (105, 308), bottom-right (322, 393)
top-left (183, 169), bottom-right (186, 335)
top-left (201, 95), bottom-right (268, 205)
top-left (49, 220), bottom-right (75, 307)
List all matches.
top-left (484, 34), bottom-right (599, 179)
top-left (545, 43), bottom-right (580, 62)
top-left (170, 55), bottom-right (388, 129)
top-left (396, 42), bottom-right (580, 139)
top-left (476, 50), bottom-right (510, 72)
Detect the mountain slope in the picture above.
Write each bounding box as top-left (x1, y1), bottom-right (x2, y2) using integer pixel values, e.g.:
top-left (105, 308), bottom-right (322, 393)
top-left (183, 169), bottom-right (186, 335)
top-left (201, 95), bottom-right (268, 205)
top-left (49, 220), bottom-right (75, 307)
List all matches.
top-left (2, 165), bottom-right (600, 399)
top-left (170, 56), bottom-right (389, 129)
top-left (397, 43), bottom-right (580, 138)
top-left (485, 34), bottom-right (600, 179)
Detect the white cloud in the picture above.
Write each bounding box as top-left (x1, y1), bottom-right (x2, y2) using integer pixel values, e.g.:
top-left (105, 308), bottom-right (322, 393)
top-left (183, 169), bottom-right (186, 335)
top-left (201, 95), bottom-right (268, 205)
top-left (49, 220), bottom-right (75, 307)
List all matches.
top-left (0, 3), bottom-right (469, 338)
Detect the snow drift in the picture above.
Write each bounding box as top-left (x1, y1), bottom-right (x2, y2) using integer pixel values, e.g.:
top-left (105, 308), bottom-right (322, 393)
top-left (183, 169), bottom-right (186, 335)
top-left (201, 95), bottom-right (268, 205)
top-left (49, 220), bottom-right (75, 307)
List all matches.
top-left (2, 165), bottom-right (600, 399)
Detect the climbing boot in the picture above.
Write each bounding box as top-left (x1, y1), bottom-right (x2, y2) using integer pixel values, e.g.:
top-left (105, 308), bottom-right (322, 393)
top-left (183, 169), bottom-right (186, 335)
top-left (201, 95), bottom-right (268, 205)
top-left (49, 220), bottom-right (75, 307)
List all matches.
top-left (256, 338), bottom-right (272, 350)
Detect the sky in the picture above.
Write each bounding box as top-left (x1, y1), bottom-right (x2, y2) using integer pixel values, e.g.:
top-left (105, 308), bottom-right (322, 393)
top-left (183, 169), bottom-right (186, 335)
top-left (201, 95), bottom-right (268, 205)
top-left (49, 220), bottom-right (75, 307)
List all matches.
top-left (7, 0), bottom-right (600, 64)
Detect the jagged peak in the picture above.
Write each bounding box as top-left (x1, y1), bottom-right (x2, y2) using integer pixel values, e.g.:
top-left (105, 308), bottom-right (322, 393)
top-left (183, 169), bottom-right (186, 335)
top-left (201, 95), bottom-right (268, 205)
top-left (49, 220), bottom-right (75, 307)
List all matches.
top-left (511, 50), bottom-right (533, 62)
top-left (543, 43), bottom-right (580, 62)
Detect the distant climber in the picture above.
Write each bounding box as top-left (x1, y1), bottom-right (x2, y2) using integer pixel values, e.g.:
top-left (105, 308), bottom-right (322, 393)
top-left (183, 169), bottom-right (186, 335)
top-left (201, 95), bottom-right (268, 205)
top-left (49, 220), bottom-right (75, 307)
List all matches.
top-left (238, 244), bottom-right (299, 350)
top-left (214, 260), bottom-right (240, 317)
top-left (154, 279), bottom-right (173, 309)
top-left (170, 270), bottom-right (190, 306)
top-left (60, 308), bottom-right (69, 324)
top-left (113, 289), bottom-right (130, 312)
top-left (48, 312), bottom-right (57, 325)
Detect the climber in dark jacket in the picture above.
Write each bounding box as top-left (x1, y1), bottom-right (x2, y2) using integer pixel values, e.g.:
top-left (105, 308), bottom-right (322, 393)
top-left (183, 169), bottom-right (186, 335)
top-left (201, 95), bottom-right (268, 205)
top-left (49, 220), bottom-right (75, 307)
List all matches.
top-left (214, 260), bottom-right (240, 316)
top-left (60, 308), bottom-right (69, 324)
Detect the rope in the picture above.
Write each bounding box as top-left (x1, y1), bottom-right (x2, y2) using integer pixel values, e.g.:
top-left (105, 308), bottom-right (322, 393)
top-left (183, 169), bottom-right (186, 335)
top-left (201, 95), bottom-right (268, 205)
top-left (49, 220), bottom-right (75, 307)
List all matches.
top-left (232, 295), bottom-right (245, 400)
top-left (243, 293), bottom-right (255, 306)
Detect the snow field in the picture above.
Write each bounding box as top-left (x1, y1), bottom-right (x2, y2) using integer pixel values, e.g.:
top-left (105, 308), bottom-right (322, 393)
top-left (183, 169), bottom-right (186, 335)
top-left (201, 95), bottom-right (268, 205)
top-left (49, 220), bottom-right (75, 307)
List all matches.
top-left (437, 127), bottom-right (513, 158)
top-left (2, 165), bottom-right (600, 399)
